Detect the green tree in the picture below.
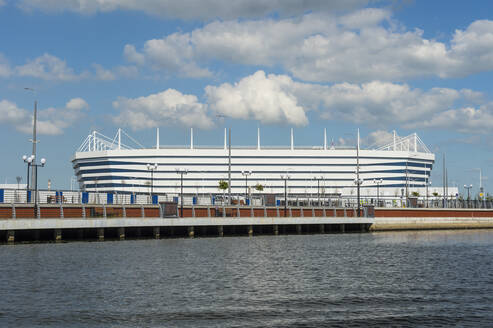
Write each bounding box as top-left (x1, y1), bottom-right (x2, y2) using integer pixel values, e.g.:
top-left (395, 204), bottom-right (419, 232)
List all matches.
top-left (218, 180), bottom-right (228, 191)
top-left (255, 183), bottom-right (264, 192)
top-left (411, 191), bottom-right (420, 197)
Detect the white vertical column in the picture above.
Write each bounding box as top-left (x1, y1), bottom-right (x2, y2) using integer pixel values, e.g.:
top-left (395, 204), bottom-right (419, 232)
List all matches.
top-left (191, 127), bottom-right (194, 149)
top-left (257, 127), bottom-right (260, 150)
top-left (93, 131), bottom-right (96, 151)
top-left (156, 128), bottom-right (159, 150)
top-left (290, 128), bottom-right (294, 150)
top-left (324, 128), bottom-right (327, 150)
top-left (224, 128), bottom-right (227, 150)
top-left (118, 128), bottom-right (121, 150)
top-left (414, 133), bottom-right (417, 152)
top-left (393, 130), bottom-right (396, 151)
top-left (357, 128), bottom-right (360, 151)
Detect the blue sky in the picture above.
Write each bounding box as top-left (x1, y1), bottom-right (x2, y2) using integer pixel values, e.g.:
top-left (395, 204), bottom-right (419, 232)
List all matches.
top-left (0, 0), bottom-right (492, 195)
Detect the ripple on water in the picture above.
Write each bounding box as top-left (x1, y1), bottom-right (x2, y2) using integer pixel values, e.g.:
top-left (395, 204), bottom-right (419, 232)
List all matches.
top-left (0, 231), bottom-right (493, 327)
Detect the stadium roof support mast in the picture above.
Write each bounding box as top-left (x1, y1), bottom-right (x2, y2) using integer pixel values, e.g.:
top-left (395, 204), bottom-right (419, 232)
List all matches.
top-left (257, 127), bottom-right (260, 150)
top-left (156, 128), bottom-right (159, 150)
top-left (324, 128), bottom-right (327, 150)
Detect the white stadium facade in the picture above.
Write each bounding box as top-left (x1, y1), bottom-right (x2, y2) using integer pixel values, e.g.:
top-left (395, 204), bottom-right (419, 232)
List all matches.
top-left (72, 128), bottom-right (435, 201)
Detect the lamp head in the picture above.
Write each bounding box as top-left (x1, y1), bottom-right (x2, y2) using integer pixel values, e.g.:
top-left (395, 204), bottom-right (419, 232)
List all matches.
top-left (22, 155), bottom-right (27, 161)
top-left (27, 157), bottom-right (33, 163)
top-left (154, 163), bottom-right (158, 170)
top-left (40, 158), bottom-right (46, 165)
top-left (146, 163), bottom-right (151, 169)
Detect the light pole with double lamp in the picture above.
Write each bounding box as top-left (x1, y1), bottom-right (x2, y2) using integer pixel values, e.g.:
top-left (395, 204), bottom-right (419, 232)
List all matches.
top-left (146, 163), bottom-right (158, 202)
top-left (373, 179), bottom-right (383, 206)
top-left (176, 169), bottom-right (188, 217)
top-left (280, 174), bottom-right (290, 217)
top-left (22, 155), bottom-right (33, 200)
top-left (241, 170), bottom-right (252, 204)
top-left (24, 156), bottom-right (46, 218)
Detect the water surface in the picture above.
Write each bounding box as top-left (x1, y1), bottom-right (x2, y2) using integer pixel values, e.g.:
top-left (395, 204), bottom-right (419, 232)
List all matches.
top-left (1, 230), bottom-right (492, 327)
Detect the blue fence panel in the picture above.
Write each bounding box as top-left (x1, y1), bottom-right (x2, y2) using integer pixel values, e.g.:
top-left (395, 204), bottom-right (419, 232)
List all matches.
top-left (152, 195), bottom-right (158, 204)
top-left (130, 194), bottom-right (135, 204)
top-left (211, 196), bottom-right (215, 205)
top-left (246, 199), bottom-right (250, 206)
top-left (0, 189), bottom-right (4, 203)
top-left (27, 190), bottom-right (31, 203)
top-left (56, 191), bottom-right (63, 203)
top-left (107, 193), bottom-right (114, 204)
top-left (192, 196), bottom-right (197, 205)
top-left (276, 199), bottom-right (281, 206)
top-left (173, 197), bottom-right (179, 203)
top-left (81, 192), bottom-right (89, 204)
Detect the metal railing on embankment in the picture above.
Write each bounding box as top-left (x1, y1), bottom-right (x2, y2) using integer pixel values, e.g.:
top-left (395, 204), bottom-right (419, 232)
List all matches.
top-left (1, 188), bottom-right (491, 209)
top-left (0, 203), bottom-right (373, 220)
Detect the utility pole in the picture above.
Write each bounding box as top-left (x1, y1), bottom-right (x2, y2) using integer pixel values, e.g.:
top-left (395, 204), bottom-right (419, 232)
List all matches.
top-left (356, 129), bottom-right (361, 217)
top-left (228, 127), bottom-right (232, 205)
top-left (443, 154), bottom-right (446, 208)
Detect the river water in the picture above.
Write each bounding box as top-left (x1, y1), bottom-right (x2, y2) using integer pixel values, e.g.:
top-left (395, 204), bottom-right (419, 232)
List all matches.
top-left (1, 230), bottom-right (492, 327)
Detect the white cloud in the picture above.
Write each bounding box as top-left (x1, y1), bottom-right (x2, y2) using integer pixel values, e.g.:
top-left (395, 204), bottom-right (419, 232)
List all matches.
top-left (18, 0), bottom-right (371, 19)
top-left (92, 64), bottom-right (116, 81)
top-left (124, 35), bottom-right (212, 78)
top-left (112, 89), bottom-right (213, 130)
top-left (16, 53), bottom-right (85, 81)
top-left (207, 71), bottom-right (488, 132)
top-left (0, 98), bottom-right (88, 135)
top-left (0, 0), bottom-right (5, 7)
top-left (6, 53), bottom-right (137, 81)
top-left (361, 130), bottom-right (396, 148)
top-left (0, 53), bottom-right (11, 77)
top-left (205, 71), bottom-right (308, 126)
top-left (125, 12), bottom-right (493, 82)
top-left (408, 104), bottom-right (493, 134)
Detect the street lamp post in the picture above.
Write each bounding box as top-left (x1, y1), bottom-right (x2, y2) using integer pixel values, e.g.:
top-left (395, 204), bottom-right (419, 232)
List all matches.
top-left (146, 163), bottom-right (158, 203)
top-left (354, 178), bottom-right (363, 216)
top-left (464, 184), bottom-right (473, 208)
top-left (24, 156), bottom-right (46, 218)
top-left (281, 174), bottom-right (290, 217)
top-left (373, 179), bottom-right (383, 206)
top-left (241, 170), bottom-right (252, 205)
top-left (22, 155), bottom-right (32, 201)
top-left (176, 169), bottom-right (188, 217)
top-left (24, 87), bottom-right (38, 193)
top-left (426, 180), bottom-right (431, 208)
top-left (356, 129), bottom-right (362, 217)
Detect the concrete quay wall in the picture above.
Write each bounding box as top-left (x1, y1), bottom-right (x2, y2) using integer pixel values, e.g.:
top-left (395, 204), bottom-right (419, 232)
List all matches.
top-left (370, 216), bottom-right (493, 231)
top-left (0, 216), bottom-right (373, 244)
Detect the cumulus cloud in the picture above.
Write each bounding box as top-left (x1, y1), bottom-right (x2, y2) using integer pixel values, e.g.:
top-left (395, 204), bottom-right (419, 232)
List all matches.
top-left (112, 89), bottom-right (214, 130)
top-left (124, 12), bottom-right (493, 82)
top-left (124, 35), bottom-right (211, 78)
top-left (0, 98), bottom-right (89, 135)
top-left (408, 104), bottom-right (493, 134)
top-left (110, 70), bottom-right (489, 133)
top-left (16, 53), bottom-right (84, 81)
top-left (18, 0), bottom-right (371, 20)
top-left (206, 71), bottom-right (308, 126)
top-left (363, 130), bottom-right (395, 147)
top-left (5, 53), bottom-right (137, 81)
